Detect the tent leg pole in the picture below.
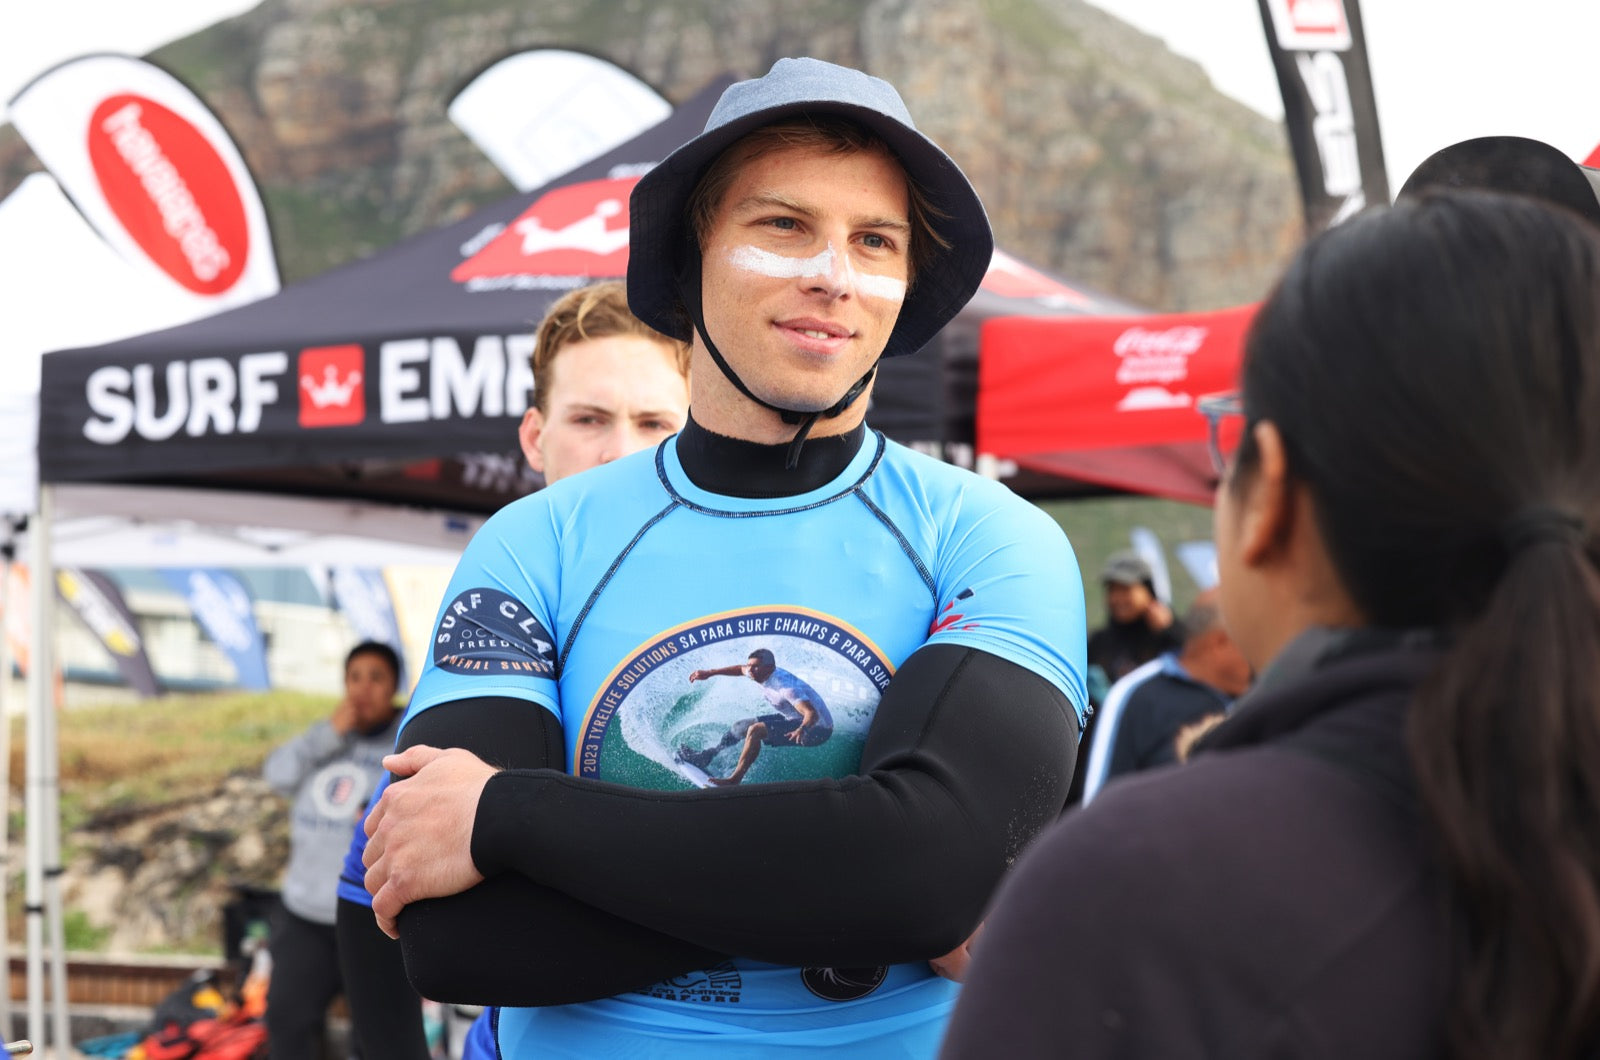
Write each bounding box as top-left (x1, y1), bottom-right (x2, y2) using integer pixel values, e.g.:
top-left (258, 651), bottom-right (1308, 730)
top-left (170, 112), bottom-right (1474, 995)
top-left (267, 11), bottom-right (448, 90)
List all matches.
top-left (43, 706), bottom-right (68, 1056)
top-left (0, 548), bottom-right (15, 1040)
top-left (24, 492), bottom-right (49, 1050)
top-left (36, 488), bottom-right (69, 1056)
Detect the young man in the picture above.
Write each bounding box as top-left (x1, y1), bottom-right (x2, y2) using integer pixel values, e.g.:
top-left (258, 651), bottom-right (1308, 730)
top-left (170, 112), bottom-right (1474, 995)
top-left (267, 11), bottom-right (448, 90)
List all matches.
top-left (1086, 550), bottom-right (1183, 693)
top-left (361, 58), bottom-right (1088, 1058)
top-left (263, 641), bottom-right (403, 1060)
top-left (333, 281), bottom-right (690, 1059)
top-left (516, 280), bottom-right (691, 483)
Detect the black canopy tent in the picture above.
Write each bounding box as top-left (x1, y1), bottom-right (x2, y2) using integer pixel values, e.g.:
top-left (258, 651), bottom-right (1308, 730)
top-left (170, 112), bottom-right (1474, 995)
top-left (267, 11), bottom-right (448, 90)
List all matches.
top-left (37, 75), bottom-right (1137, 513)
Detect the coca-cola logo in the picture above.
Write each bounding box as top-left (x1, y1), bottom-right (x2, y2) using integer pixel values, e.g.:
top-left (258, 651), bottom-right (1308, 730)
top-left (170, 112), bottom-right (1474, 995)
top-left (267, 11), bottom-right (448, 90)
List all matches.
top-left (1113, 326), bottom-right (1207, 387)
top-left (86, 94), bottom-right (250, 295)
top-left (1114, 326), bottom-right (1206, 359)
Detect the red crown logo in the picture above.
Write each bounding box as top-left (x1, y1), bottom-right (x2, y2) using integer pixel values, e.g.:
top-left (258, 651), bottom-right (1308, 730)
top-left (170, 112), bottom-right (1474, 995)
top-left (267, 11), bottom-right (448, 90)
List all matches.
top-left (298, 345), bottom-right (365, 427)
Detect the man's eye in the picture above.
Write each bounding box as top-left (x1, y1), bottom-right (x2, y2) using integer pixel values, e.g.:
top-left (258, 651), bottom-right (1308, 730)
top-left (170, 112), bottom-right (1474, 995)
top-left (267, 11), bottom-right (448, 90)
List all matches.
top-left (862, 233), bottom-right (890, 250)
top-left (767, 217), bottom-right (798, 230)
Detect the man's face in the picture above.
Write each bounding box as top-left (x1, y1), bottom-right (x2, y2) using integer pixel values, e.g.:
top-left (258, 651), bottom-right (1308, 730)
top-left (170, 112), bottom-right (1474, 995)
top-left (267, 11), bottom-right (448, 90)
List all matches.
top-left (743, 655), bottom-right (776, 683)
top-left (344, 652), bottom-right (398, 729)
top-left (1104, 580), bottom-right (1154, 624)
top-left (696, 141), bottom-right (911, 434)
top-left (518, 334), bottom-right (689, 484)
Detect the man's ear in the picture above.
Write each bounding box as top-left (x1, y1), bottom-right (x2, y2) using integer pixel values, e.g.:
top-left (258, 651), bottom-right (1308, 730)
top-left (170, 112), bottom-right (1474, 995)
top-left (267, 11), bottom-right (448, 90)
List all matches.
top-left (1236, 420), bottom-right (1296, 568)
top-left (519, 408), bottom-right (546, 474)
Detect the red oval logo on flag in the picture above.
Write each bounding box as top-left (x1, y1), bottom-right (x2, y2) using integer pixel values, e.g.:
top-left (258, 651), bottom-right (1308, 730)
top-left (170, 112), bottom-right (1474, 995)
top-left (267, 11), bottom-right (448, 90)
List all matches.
top-left (86, 93), bottom-right (250, 295)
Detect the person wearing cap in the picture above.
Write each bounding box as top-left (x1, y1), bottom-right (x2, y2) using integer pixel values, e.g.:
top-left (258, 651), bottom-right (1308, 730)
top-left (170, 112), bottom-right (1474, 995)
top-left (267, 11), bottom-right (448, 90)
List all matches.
top-left (1086, 549), bottom-right (1183, 696)
top-left (359, 57), bottom-right (1087, 1058)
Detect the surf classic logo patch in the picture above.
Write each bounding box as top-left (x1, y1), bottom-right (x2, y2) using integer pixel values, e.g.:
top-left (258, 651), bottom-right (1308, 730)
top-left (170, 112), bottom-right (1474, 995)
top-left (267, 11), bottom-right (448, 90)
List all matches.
top-left (432, 588), bottom-right (556, 676)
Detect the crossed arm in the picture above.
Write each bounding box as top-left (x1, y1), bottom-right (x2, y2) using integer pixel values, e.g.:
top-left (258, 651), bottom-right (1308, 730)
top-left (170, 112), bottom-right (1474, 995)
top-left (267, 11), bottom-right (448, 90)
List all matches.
top-left (363, 643), bottom-right (1080, 1006)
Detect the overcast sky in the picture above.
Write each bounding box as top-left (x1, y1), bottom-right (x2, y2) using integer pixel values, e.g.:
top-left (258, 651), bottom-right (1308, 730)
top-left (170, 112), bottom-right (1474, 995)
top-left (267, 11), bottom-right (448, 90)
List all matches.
top-left (4, 0), bottom-right (1598, 197)
top-left (1082, 0), bottom-right (1600, 192)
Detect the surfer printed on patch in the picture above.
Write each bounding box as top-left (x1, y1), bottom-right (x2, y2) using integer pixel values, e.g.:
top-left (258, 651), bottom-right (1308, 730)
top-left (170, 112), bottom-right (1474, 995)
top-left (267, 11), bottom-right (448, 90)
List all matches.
top-left (577, 607), bottom-right (894, 790)
top-left (432, 587), bottom-right (557, 677)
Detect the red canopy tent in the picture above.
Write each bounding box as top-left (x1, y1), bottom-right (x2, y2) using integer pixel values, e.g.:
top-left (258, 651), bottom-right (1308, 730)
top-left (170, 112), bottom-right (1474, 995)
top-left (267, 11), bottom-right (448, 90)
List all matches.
top-left (976, 303), bottom-right (1257, 506)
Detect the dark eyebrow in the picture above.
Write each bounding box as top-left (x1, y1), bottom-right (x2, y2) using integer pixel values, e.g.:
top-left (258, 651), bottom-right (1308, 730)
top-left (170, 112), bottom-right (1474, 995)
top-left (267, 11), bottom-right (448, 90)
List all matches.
top-left (729, 193), bottom-right (909, 234)
top-left (729, 192), bottom-right (815, 217)
top-left (858, 216), bottom-right (911, 234)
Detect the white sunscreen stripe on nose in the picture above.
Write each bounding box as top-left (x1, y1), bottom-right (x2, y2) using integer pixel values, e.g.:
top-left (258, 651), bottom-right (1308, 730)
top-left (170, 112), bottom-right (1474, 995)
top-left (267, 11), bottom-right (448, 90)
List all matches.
top-left (727, 244), bottom-right (906, 303)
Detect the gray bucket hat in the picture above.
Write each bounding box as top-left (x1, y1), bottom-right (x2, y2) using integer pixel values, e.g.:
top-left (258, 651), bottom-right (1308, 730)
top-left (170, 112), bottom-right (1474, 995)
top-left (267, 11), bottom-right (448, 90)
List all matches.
top-left (628, 57), bottom-right (994, 361)
top-left (1397, 135), bottom-right (1600, 227)
top-left (1101, 550), bottom-right (1155, 589)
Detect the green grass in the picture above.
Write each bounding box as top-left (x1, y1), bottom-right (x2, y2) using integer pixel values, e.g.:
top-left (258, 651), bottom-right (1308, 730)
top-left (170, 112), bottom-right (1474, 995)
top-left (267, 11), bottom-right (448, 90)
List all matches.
top-left (63, 908), bottom-right (114, 951)
top-left (11, 690), bottom-right (335, 822)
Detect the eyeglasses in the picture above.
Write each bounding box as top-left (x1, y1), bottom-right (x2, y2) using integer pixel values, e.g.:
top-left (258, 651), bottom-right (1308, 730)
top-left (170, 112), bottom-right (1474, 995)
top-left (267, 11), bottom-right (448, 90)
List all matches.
top-left (1196, 391), bottom-right (1243, 478)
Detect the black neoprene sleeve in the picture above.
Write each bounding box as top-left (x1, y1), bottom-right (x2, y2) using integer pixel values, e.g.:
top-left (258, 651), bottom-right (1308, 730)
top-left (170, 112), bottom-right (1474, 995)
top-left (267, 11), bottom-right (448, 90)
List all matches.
top-left (335, 895), bottom-right (430, 1059)
top-left (392, 697), bottom-right (726, 1005)
top-left (461, 643), bottom-right (1078, 970)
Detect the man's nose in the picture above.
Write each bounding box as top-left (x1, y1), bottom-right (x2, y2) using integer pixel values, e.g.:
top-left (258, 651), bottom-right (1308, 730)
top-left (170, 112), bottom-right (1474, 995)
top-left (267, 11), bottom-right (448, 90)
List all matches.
top-left (804, 242), bottom-right (853, 299)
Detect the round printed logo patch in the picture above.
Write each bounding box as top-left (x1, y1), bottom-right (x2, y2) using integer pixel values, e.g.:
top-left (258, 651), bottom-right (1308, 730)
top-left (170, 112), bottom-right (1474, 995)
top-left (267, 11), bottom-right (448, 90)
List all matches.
top-left (309, 762), bottom-right (367, 822)
top-left (801, 965), bottom-right (888, 1002)
top-left (576, 607), bottom-right (893, 789)
top-left (432, 587), bottom-right (557, 677)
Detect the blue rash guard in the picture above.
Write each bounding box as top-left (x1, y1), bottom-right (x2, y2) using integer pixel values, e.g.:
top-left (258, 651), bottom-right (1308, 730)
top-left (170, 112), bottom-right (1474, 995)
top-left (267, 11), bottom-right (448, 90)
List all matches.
top-left (385, 428), bottom-right (1086, 1058)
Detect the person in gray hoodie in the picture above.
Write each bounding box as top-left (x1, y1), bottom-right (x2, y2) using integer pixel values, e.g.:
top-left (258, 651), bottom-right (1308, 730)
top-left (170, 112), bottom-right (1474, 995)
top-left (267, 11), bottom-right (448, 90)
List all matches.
top-left (263, 640), bottom-right (402, 1059)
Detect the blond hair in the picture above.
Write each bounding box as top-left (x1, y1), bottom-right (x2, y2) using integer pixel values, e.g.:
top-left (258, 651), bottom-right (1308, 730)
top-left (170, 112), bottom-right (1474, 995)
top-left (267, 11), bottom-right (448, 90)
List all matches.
top-left (530, 282), bottom-right (691, 413)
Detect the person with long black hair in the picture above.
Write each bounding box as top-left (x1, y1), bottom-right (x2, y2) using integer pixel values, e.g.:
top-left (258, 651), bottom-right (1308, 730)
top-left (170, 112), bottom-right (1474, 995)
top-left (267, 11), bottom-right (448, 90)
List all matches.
top-left (942, 189), bottom-right (1600, 1059)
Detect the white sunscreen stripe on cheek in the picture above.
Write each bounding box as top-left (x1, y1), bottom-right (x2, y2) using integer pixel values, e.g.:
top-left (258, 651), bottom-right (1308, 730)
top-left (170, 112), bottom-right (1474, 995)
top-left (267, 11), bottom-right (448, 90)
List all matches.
top-left (726, 244), bottom-right (907, 303)
top-left (853, 272), bottom-right (906, 303)
top-left (728, 243), bottom-right (833, 279)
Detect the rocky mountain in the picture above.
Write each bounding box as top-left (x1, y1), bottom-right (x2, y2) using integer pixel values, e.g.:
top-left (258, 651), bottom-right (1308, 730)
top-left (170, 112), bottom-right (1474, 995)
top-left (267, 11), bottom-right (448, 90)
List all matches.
top-left (0, 0), bottom-right (1301, 311)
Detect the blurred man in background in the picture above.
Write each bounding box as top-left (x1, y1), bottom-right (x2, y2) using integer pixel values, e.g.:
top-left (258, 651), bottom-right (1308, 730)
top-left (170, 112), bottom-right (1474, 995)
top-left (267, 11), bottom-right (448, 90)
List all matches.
top-left (1086, 550), bottom-right (1183, 696)
top-left (1078, 589), bottom-right (1249, 802)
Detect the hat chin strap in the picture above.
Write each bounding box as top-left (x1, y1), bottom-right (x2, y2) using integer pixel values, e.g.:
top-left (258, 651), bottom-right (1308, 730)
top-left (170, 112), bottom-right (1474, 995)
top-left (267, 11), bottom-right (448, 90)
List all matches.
top-left (679, 257), bottom-right (877, 470)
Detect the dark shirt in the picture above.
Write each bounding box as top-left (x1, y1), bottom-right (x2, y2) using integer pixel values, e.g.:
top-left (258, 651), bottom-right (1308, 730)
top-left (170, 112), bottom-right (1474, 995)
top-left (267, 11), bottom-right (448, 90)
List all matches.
top-left (943, 629), bottom-right (1450, 1059)
top-left (1105, 659), bottom-right (1230, 779)
top-left (1086, 615), bottom-right (1184, 690)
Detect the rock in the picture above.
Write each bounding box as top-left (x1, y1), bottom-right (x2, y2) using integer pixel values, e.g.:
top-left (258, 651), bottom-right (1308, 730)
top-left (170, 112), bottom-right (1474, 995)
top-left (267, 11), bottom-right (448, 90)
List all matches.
top-left (1, 0), bottom-right (1301, 308)
top-left (56, 773), bottom-right (289, 954)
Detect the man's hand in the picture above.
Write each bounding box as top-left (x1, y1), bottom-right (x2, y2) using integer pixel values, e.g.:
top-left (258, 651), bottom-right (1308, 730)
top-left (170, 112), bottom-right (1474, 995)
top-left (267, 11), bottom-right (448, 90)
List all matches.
top-left (688, 669), bottom-right (711, 682)
top-left (1145, 599), bottom-right (1175, 632)
top-left (929, 922), bottom-right (984, 982)
top-left (362, 744), bottom-right (496, 938)
top-left (330, 697), bottom-right (357, 735)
